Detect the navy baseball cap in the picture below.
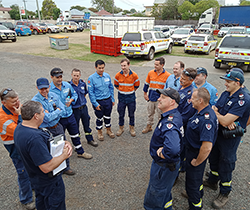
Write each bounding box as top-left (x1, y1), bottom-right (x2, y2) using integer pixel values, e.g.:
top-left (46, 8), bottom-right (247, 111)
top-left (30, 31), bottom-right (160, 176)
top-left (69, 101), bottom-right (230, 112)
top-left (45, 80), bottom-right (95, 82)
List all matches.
top-left (157, 87), bottom-right (180, 104)
top-left (229, 67), bottom-right (244, 75)
top-left (36, 78), bottom-right (49, 89)
top-left (50, 68), bottom-right (63, 77)
top-left (196, 67), bottom-right (207, 76)
top-left (220, 70), bottom-right (244, 84)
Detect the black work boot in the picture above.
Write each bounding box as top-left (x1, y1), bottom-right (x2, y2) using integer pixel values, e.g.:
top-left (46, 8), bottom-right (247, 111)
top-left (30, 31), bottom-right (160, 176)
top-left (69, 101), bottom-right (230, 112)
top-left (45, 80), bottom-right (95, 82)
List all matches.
top-left (203, 178), bottom-right (218, 190)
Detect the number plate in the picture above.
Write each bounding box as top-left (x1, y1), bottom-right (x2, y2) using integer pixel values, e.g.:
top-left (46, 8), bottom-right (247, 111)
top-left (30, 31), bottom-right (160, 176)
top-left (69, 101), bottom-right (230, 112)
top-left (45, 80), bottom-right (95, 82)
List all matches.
top-left (228, 62), bottom-right (237, 66)
top-left (192, 43), bottom-right (198, 46)
top-left (175, 42), bottom-right (178, 45)
top-left (129, 52), bottom-right (134, 55)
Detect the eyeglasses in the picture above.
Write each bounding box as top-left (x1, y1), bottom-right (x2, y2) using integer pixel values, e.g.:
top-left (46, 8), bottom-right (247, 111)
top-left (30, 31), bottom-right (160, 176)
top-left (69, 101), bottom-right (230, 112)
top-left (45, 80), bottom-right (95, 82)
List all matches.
top-left (1, 88), bottom-right (12, 100)
top-left (226, 73), bottom-right (240, 81)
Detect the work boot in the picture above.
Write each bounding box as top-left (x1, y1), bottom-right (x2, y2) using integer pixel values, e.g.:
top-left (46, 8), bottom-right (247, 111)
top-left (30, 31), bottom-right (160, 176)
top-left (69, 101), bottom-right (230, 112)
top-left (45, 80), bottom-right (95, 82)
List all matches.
top-left (142, 124), bottom-right (152, 134)
top-left (77, 152), bottom-right (93, 159)
top-left (106, 127), bottom-right (115, 139)
top-left (116, 125), bottom-right (124, 137)
top-left (129, 125), bottom-right (136, 137)
top-left (22, 201), bottom-right (36, 210)
top-left (97, 129), bottom-right (104, 141)
top-left (203, 178), bottom-right (218, 190)
top-left (212, 192), bottom-right (230, 209)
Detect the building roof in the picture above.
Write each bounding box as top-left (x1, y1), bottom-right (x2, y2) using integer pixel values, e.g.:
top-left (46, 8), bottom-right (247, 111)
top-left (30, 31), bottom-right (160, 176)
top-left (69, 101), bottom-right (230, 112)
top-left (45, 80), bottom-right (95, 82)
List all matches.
top-left (70, 9), bottom-right (84, 16)
top-left (154, 0), bottom-right (167, 4)
top-left (96, 9), bottom-right (112, 16)
top-left (82, 8), bottom-right (99, 16)
top-left (0, 7), bottom-right (12, 12)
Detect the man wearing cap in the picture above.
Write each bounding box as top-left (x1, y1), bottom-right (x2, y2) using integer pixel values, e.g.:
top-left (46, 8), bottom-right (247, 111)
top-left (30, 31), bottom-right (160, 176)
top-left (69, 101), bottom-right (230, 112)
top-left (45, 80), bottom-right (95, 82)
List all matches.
top-left (50, 68), bottom-right (92, 159)
top-left (193, 67), bottom-right (218, 106)
top-left (178, 67), bottom-right (197, 172)
top-left (87, 60), bottom-right (115, 141)
top-left (0, 89), bottom-right (35, 209)
top-left (203, 68), bottom-right (250, 209)
top-left (70, 68), bottom-right (98, 147)
top-left (184, 88), bottom-right (218, 210)
top-left (144, 87), bottom-right (182, 210)
top-left (164, 61), bottom-right (185, 90)
top-left (142, 57), bottom-right (171, 134)
top-left (32, 77), bottom-right (75, 175)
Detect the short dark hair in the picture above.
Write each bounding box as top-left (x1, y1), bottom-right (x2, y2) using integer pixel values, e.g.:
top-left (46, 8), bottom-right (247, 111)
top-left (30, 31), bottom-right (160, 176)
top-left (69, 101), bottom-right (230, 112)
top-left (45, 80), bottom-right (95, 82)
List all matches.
top-left (95, 60), bottom-right (105, 68)
top-left (21, 101), bottom-right (42, 120)
top-left (182, 67), bottom-right (197, 80)
top-left (176, 61), bottom-right (185, 69)
top-left (0, 88), bottom-right (18, 101)
top-left (155, 57), bottom-right (165, 65)
top-left (120, 58), bottom-right (130, 65)
top-left (194, 87), bottom-right (210, 105)
top-left (72, 68), bottom-right (81, 74)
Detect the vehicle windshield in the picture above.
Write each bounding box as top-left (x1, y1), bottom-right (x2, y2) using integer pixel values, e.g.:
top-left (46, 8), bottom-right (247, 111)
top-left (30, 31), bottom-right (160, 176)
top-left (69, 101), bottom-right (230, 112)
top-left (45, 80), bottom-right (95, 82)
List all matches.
top-left (200, 24), bottom-right (211, 28)
top-left (122, 33), bottom-right (141, 41)
top-left (39, 23), bottom-right (46, 26)
top-left (173, 29), bottom-right (189, 35)
top-left (153, 27), bottom-right (161, 31)
top-left (3, 22), bottom-right (14, 28)
top-left (220, 36), bottom-right (250, 49)
top-left (220, 27), bottom-right (229, 32)
top-left (33, 23), bottom-right (40, 26)
top-left (246, 28), bottom-right (250, 34)
top-left (0, 25), bottom-right (8, 30)
top-left (47, 23), bottom-right (54, 26)
top-left (169, 26), bottom-right (177, 29)
top-left (188, 36), bottom-right (205, 41)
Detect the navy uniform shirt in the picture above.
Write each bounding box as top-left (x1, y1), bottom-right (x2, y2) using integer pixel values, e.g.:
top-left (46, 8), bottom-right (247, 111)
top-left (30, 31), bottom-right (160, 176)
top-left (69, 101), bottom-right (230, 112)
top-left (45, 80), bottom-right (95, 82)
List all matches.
top-left (178, 84), bottom-right (196, 126)
top-left (186, 105), bottom-right (218, 149)
top-left (150, 108), bottom-right (183, 164)
top-left (216, 88), bottom-right (250, 130)
top-left (70, 79), bottom-right (88, 109)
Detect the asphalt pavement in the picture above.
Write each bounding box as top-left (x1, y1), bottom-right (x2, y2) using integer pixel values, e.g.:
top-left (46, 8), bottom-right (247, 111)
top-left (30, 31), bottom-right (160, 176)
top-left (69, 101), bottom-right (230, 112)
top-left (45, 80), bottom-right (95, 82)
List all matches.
top-left (0, 52), bottom-right (250, 210)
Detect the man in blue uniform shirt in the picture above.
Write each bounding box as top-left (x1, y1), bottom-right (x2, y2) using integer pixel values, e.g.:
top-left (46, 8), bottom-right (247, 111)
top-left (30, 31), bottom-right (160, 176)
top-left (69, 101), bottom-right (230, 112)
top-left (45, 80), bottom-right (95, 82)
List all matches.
top-left (193, 67), bottom-right (218, 106)
top-left (164, 61), bottom-right (185, 90)
top-left (87, 60), bottom-right (115, 141)
top-left (70, 68), bottom-right (98, 147)
top-left (14, 101), bottom-right (72, 210)
top-left (184, 88), bottom-right (218, 210)
top-left (32, 77), bottom-right (75, 175)
top-left (203, 68), bottom-right (250, 209)
top-left (50, 68), bottom-right (92, 159)
top-left (144, 87), bottom-right (183, 210)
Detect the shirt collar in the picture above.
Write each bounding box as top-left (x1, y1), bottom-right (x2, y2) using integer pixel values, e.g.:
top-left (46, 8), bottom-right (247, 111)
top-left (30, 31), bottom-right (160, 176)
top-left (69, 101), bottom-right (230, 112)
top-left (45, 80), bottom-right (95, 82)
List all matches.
top-left (161, 108), bottom-right (178, 118)
top-left (198, 105), bottom-right (210, 115)
top-left (120, 69), bottom-right (133, 76)
top-left (154, 68), bottom-right (166, 73)
top-left (2, 105), bottom-right (13, 115)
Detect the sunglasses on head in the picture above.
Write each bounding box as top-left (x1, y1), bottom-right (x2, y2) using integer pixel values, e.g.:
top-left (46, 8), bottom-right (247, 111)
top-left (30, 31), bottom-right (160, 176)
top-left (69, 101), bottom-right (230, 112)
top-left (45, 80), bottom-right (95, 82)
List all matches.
top-left (1, 88), bottom-right (12, 100)
top-left (183, 69), bottom-right (194, 79)
top-left (53, 71), bottom-right (63, 75)
top-left (226, 73), bottom-right (240, 81)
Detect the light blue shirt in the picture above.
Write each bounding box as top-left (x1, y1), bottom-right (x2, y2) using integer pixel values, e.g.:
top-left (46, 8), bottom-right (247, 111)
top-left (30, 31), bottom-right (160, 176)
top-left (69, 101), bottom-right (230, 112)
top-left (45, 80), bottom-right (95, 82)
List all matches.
top-left (87, 72), bottom-right (114, 108)
top-left (164, 74), bottom-right (181, 90)
top-left (32, 92), bottom-right (65, 128)
top-left (49, 81), bottom-right (78, 118)
top-left (192, 81), bottom-right (218, 106)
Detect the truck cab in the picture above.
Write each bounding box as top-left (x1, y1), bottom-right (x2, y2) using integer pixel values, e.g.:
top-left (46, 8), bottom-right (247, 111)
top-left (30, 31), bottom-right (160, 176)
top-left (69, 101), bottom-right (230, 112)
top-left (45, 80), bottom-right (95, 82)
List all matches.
top-left (198, 8), bottom-right (216, 27)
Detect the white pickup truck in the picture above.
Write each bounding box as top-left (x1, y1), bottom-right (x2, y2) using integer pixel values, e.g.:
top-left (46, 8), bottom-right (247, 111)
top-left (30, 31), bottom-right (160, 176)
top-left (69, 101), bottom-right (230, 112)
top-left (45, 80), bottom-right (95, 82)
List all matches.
top-left (120, 31), bottom-right (173, 60)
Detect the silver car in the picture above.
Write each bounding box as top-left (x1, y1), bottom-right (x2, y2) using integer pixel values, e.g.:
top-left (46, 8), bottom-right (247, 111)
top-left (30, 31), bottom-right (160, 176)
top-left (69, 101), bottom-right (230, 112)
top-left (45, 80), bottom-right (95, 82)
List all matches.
top-left (171, 28), bottom-right (194, 45)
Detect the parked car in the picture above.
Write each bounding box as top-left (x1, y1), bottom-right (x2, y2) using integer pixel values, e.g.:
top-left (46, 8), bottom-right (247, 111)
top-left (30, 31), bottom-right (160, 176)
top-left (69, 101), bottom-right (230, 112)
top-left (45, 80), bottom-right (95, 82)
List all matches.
top-left (120, 31), bottom-right (173, 60)
top-left (197, 24), bottom-right (214, 34)
top-left (42, 23), bottom-right (60, 33)
top-left (217, 27), bottom-right (230, 38)
top-left (246, 28), bottom-right (250, 34)
top-left (76, 23), bottom-right (84, 32)
top-left (167, 25), bottom-right (179, 35)
top-left (182, 24), bottom-right (194, 29)
top-left (0, 22), bottom-right (15, 31)
top-left (152, 25), bottom-right (171, 36)
top-left (0, 25), bottom-right (17, 42)
top-left (16, 21), bottom-right (43, 35)
top-left (184, 33), bottom-right (217, 55)
top-left (227, 26), bottom-right (246, 34)
top-left (214, 34), bottom-right (250, 71)
top-left (171, 28), bottom-right (194, 45)
top-left (56, 21), bottom-right (77, 32)
top-left (36, 23), bottom-right (47, 34)
top-left (15, 25), bottom-right (32, 36)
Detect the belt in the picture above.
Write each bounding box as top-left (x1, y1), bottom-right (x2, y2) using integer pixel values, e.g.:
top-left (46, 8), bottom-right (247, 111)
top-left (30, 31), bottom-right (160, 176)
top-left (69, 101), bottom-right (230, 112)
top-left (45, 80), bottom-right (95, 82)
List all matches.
top-left (97, 96), bottom-right (111, 101)
top-left (48, 123), bottom-right (58, 129)
top-left (76, 105), bottom-right (86, 110)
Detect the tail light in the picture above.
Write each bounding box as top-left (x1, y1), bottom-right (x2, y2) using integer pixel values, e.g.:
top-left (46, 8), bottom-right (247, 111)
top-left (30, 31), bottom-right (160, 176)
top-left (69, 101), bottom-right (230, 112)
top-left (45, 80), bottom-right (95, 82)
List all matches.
top-left (215, 48), bottom-right (219, 57)
top-left (204, 42), bottom-right (208, 46)
top-left (185, 41), bottom-right (187, 45)
top-left (21, 28), bottom-right (24, 31)
top-left (69, 26), bottom-right (71, 28)
top-left (141, 43), bottom-right (145, 50)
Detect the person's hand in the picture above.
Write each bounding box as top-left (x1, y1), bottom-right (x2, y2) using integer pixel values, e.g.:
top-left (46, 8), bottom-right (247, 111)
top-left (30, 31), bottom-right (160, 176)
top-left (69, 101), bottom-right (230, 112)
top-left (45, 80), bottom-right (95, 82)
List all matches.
top-left (112, 102), bottom-right (115, 106)
top-left (191, 158), bottom-right (198, 167)
top-left (66, 99), bottom-right (74, 107)
top-left (13, 101), bottom-right (21, 115)
top-left (96, 105), bottom-right (101, 111)
top-left (157, 147), bottom-right (163, 157)
top-left (144, 93), bottom-right (149, 101)
top-left (64, 141), bottom-right (72, 157)
top-left (227, 122), bottom-right (236, 130)
top-left (57, 108), bottom-right (61, 111)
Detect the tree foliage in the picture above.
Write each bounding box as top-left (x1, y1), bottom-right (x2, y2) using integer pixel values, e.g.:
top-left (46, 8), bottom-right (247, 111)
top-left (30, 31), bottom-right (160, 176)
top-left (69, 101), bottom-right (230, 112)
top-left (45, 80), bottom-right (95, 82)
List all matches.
top-left (189, 0), bottom-right (200, 5)
top-left (151, 4), bottom-right (163, 20)
top-left (162, 0), bottom-right (180, 20)
top-left (178, 1), bottom-right (195, 20)
top-left (194, 0), bottom-right (219, 19)
top-left (53, 8), bottom-right (60, 20)
top-left (130, 8), bottom-right (137, 13)
top-left (91, 0), bottom-right (113, 13)
top-left (131, 12), bottom-right (147, 17)
top-left (240, 1), bottom-right (250, 5)
top-left (9, 4), bottom-right (20, 20)
top-left (70, 5), bottom-right (86, 11)
top-left (88, 7), bottom-right (98, 12)
top-left (41, 0), bottom-right (58, 19)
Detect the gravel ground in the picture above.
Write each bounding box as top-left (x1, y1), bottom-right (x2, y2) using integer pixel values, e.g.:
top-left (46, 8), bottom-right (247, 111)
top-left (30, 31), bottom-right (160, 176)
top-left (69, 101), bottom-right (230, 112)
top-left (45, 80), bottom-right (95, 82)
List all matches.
top-left (0, 51), bottom-right (250, 210)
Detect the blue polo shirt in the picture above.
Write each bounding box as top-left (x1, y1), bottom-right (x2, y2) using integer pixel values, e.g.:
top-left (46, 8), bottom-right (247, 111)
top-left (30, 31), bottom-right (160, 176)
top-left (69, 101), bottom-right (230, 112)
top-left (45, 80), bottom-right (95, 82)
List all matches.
top-left (87, 72), bottom-right (115, 108)
top-left (49, 81), bottom-right (78, 118)
top-left (150, 108), bottom-right (183, 164)
top-left (215, 88), bottom-right (250, 130)
top-left (164, 74), bottom-right (181, 90)
top-left (70, 79), bottom-right (88, 109)
top-left (178, 84), bottom-right (196, 126)
top-left (32, 92), bottom-right (65, 128)
top-left (192, 81), bottom-right (218, 106)
top-left (186, 105), bottom-right (218, 149)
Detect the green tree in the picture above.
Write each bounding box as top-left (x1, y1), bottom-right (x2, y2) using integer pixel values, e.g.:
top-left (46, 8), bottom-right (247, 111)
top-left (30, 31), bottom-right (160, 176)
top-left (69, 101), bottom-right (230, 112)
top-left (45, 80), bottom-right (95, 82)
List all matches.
top-left (162, 0), bottom-right (180, 20)
top-left (70, 5), bottom-right (86, 11)
top-left (88, 7), bottom-right (98, 12)
top-left (189, 0), bottom-right (200, 5)
top-left (130, 8), bottom-right (137, 13)
top-left (0, 3), bottom-right (3, 7)
top-left (131, 12), bottom-right (146, 17)
top-left (91, 0), bottom-right (113, 13)
top-left (114, 6), bottom-right (122, 14)
top-left (41, 0), bottom-right (58, 19)
top-left (9, 4), bottom-right (20, 20)
top-left (151, 4), bottom-right (163, 20)
top-left (178, 1), bottom-right (195, 20)
top-left (194, 0), bottom-right (219, 19)
top-left (122, 10), bottom-right (130, 15)
top-left (240, 1), bottom-right (250, 5)
top-left (53, 7), bottom-right (60, 20)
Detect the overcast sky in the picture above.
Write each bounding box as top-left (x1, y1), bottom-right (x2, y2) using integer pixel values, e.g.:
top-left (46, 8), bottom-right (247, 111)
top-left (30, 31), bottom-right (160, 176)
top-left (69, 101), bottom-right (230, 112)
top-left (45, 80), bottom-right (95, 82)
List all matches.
top-left (2, 0), bottom-right (240, 12)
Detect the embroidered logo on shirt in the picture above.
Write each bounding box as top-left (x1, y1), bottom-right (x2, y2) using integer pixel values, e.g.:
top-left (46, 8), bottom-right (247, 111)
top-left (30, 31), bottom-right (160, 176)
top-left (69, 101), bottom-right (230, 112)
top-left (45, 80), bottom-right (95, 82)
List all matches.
top-left (206, 124), bottom-right (212, 130)
top-left (166, 123), bottom-right (173, 129)
top-left (238, 100), bottom-right (245, 106)
top-left (239, 93), bottom-right (244, 99)
top-left (192, 118), bottom-right (199, 124)
top-left (187, 98), bottom-right (191, 104)
top-left (167, 115), bottom-right (173, 121)
top-left (188, 90), bottom-right (192, 95)
top-left (88, 80), bottom-right (90, 83)
top-left (104, 78), bottom-right (110, 82)
top-left (204, 113), bottom-right (210, 120)
top-left (227, 101), bottom-right (232, 106)
top-left (180, 93), bottom-right (185, 99)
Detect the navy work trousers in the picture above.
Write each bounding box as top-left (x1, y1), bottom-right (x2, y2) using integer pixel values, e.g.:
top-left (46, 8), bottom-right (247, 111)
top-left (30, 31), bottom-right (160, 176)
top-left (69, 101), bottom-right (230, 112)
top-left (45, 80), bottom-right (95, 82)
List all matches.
top-left (117, 101), bottom-right (136, 126)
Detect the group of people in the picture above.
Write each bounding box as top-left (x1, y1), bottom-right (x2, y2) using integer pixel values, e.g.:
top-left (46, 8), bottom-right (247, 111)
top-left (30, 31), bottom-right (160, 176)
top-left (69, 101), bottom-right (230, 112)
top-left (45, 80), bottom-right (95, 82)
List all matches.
top-left (0, 56), bottom-right (249, 210)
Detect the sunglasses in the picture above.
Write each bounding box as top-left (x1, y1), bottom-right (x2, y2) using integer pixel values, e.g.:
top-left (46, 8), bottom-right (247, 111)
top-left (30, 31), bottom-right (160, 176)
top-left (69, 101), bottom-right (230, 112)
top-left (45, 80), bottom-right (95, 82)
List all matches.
top-left (226, 73), bottom-right (240, 81)
top-left (183, 69), bottom-right (195, 79)
top-left (1, 88), bottom-right (12, 100)
top-left (52, 71), bottom-right (63, 75)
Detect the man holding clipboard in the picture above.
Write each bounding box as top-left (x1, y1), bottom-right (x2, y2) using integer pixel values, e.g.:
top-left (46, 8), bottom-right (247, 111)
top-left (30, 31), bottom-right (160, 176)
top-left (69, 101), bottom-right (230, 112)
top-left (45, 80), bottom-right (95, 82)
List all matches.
top-left (14, 101), bottom-right (72, 210)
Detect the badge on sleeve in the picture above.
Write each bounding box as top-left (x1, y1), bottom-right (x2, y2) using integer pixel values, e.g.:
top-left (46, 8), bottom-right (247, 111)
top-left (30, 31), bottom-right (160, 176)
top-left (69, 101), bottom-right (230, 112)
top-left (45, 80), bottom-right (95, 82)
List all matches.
top-left (187, 98), bottom-right (192, 104)
top-left (88, 80), bottom-right (90, 83)
top-left (167, 114), bottom-right (174, 121)
top-left (206, 124), bottom-right (212, 130)
top-left (204, 112), bottom-right (210, 120)
top-left (238, 100), bottom-right (245, 106)
top-left (188, 90), bottom-right (192, 95)
top-left (239, 93), bottom-right (244, 99)
top-left (167, 123), bottom-right (173, 129)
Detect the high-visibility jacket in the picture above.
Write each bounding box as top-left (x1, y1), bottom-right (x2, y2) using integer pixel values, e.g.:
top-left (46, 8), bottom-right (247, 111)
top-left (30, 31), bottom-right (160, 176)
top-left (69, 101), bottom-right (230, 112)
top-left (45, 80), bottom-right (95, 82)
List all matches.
top-left (0, 105), bottom-right (22, 159)
top-left (143, 69), bottom-right (171, 102)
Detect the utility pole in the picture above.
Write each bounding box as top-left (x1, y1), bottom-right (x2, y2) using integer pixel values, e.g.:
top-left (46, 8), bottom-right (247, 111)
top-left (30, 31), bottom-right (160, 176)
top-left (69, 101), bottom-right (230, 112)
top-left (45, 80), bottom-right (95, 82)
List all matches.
top-left (36, 0), bottom-right (41, 22)
top-left (23, 0), bottom-right (28, 20)
top-left (112, 0), bottom-right (114, 16)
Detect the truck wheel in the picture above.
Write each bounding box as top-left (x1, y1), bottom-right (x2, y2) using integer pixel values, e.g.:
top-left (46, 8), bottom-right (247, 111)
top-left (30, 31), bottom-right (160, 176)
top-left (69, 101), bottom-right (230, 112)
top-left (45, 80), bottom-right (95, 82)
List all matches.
top-left (247, 65), bottom-right (250, 72)
top-left (214, 60), bottom-right (221, 69)
top-left (33, 30), bottom-right (38, 35)
top-left (205, 47), bottom-right (211, 55)
top-left (166, 44), bottom-right (173, 54)
top-left (184, 49), bottom-right (189, 54)
top-left (146, 48), bottom-right (155, 60)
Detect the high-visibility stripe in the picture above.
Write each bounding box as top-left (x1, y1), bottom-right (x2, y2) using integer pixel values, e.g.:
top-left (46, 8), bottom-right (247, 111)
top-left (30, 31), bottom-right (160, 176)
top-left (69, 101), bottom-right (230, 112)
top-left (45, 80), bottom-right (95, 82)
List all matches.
top-left (96, 125), bottom-right (103, 129)
top-left (0, 119), bottom-right (14, 135)
top-left (134, 79), bottom-right (139, 83)
top-left (75, 144), bottom-right (82, 149)
top-left (105, 124), bottom-right (111, 127)
top-left (97, 118), bottom-right (103, 121)
top-left (150, 81), bottom-right (166, 85)
top-left (118, 90), bottom-right (135, 95)
top-left (211, 171), bottom-right (219, 176)
top-left (149, 87), bottom-right (157, 91)
top-left (164, 200), bottom-right (172, 208)
top-left (85, 133), bottom-right (92, 135)
top-left (3, 140), bottom-right (14, 145)
top-left (192, 198), bottom-right (202, 208)
top-left (70, 133), bottom-right (79, 138)
top-left (221, 181), bottom-right (231, 186)
top-left (199, 184), bottom-right (203, 191)
top-left (103, 116), bottom-right (111, 119)
top-left (119, 83), bottom-right (134, 86)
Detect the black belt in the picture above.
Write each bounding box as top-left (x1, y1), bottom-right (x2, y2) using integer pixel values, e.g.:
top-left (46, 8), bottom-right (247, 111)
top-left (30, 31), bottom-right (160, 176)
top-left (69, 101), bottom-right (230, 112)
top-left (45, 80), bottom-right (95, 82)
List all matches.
top-left (156, 161), bottom-right (179, 172)
top-left (77, 105), bottom-right (86, 110)
top-left (97, 96), bottom-right (111, 101)
top-left (47, 123), bottom-right (58, 129)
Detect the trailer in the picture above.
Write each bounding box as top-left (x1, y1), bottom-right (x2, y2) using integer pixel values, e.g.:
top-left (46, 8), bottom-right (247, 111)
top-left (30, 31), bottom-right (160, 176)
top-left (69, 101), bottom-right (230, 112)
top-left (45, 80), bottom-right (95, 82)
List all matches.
top-left (90, 16), bottom-right (155, 56)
